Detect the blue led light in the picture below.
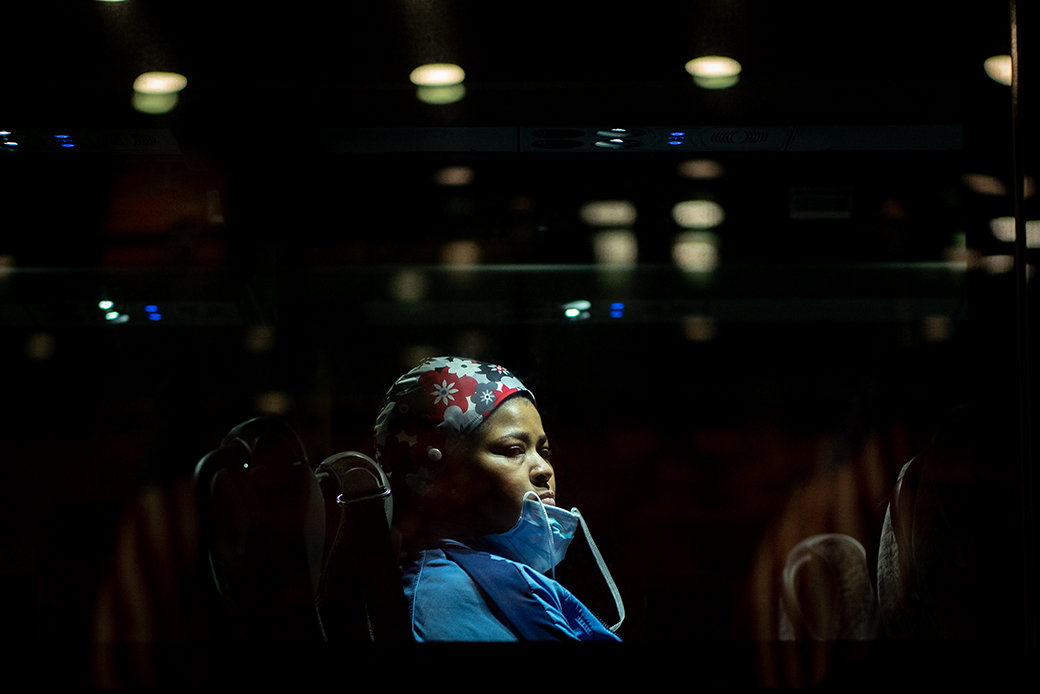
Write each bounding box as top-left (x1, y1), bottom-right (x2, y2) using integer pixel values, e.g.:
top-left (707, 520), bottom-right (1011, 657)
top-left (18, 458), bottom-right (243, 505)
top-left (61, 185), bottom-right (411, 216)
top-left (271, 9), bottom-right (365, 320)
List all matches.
top-left (144, 305), bottom-right (158, 313)
top-left (610, 302), bottom-right (625, 309)
top-left (610, 310), bottom-right (623, 318)
top-left (670, 132), bottom-right (685, 136)
top-left (667, 141), bottom-right (682, 145)
top-left (148, 313), bottom-right (162, 321)
top-left (61, 144), bottom-right (75, 148)
top-left (54, 135), bottom-right (70, 138)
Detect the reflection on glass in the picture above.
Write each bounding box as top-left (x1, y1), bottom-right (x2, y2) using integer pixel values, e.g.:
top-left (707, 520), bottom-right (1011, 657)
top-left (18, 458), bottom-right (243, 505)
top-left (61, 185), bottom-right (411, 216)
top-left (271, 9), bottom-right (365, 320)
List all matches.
top-left (672, 200), bottom-right (725, 229)
top-left (593, 229), bottom-right (638, 268)
top-left (132, 92), bottom-right (179, 115)
top-left (434, 166), bottom-right (475, 186)
top-left (982, 255), bottom-right (1014, 273)
top-left (243, 325), bottom-right (275, 353)
top-left (673, 231), bottom-right (719, 272)
top-left (921, 316), bottom-right (952, 342)
top-left (682, 314), bottom-right (716, 342)
top-left (415, 84), bottom-right (466, 105)
top-left (989, 217), bottom-right (1040, 247)
top-left (390, 270), bottom-right (429, 301)
top-left (25, 333), bottom-right (56, 360)
top-left (580, 200), bottom-right (636, 226)
top-left (961, 173), bottom-right (1007, 196)
top-left (678, 159), bottom-right (724, 180)
top-left (254, 390), bottom-right (291, 415)
top-left (441, 240), bottom-right (481, 266)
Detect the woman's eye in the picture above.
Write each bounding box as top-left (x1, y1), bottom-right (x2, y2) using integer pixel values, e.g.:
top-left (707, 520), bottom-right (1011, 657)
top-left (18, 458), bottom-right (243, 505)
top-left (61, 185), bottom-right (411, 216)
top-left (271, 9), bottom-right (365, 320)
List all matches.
top-left (540, 448), bottom-right (552, 460)
top-left (505, 445), bottom-right (525, 457)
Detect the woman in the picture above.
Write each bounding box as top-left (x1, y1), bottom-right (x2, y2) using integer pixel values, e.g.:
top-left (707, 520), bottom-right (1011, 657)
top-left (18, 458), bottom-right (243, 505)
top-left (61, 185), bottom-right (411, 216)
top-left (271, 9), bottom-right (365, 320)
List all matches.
top-left (373, 356), bottom-right (623, 641)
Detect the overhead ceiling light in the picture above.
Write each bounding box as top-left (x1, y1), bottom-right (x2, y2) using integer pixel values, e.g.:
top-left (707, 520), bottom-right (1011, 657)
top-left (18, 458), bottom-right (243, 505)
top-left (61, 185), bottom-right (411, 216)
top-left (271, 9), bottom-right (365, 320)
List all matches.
top-left (672, 200), bottom-right (725, 228)
top-left (580, 200), bottom-right (637, 226)
top-left (133, 72), bottom-right (187, 95)
top-left (983, 55), bottom-right (1012, 85)
top-left (685, 56), bottom-right (741, 89)
top-left (409, 63), bottom-right (465, 87)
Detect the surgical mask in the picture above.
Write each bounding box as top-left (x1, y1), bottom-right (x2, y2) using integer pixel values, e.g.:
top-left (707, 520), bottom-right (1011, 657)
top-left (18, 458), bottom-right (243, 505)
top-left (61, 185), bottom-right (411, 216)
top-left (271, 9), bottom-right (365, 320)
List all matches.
top-left (484, 493), bottom-right (577, 575)
top-left (483, 492), bottom-right (625, 633)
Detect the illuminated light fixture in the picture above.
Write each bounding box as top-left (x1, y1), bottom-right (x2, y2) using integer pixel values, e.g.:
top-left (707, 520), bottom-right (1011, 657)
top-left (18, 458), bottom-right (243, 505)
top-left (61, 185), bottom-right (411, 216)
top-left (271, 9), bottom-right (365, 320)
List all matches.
top-left (580, 200), bottom-right (637, 226)
top-left (410, 63), bottom-right (465, 86)
top-left (133, 71), bottom-right (187, 94)
top-left (685, 56), bottom-right (741, 89)
top-left (593, 229), bottom-right (638, 268)
top-left (98, 300), bottom-right (114, 310)
top-left (562, 300), bottom-right (591, 320)
top-left (984, 55), bottom-right (1012, 86)
top-left (672, 200), bottom-right (725, 228)
top-left (434, 166), bottom-right (475, 186)
top-left (990, 217), bottom-right (1040, 247)
top-left (673, 231), bottom-right (719, 272)
top-left (410, 64), bottom-right (466, 105)
top-left (678, 159), bottom-right (724, 180)
top-left (610, 302), bottom-right (625, 318)
top-left (132, 71), bottom-right (187, 115)
top-left (105, 311), bottom-right (120, 320)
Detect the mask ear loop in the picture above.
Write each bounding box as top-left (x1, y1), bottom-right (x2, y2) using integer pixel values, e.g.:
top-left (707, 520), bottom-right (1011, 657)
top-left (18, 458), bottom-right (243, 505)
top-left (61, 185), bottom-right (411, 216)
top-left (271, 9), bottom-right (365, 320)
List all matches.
top-left (571, 507), bottom-right (626, 633)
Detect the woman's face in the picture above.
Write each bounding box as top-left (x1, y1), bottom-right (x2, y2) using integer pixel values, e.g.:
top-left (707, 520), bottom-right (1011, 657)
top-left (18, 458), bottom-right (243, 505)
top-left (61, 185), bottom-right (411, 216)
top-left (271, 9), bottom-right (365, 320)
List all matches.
top-left (442, 396), bottom-right (555, 535)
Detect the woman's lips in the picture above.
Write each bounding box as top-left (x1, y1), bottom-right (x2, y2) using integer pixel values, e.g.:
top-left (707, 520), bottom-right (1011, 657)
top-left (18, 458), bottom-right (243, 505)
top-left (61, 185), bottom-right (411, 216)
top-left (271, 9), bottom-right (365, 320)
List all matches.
top-left (539, 492), bottom-right (556, 506)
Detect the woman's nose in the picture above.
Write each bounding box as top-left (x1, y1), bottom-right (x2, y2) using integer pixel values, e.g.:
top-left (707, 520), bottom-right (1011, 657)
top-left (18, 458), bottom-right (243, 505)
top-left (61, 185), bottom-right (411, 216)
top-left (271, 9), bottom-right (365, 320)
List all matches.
top-left (531, 455), bottom-right (553, 486)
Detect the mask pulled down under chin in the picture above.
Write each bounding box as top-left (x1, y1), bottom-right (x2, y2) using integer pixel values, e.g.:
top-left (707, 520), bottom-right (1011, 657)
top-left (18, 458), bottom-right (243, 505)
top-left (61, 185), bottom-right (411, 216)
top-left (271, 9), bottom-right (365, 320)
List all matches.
top-left (484, 496), bottom-right (578, 574)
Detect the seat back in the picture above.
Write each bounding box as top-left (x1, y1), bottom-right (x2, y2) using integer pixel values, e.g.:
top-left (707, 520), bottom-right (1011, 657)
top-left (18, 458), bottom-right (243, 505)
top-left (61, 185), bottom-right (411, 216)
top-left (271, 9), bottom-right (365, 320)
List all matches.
top-left (194, 417), bottom-right (327, 641)
top-left (315, 451), bottom-right (412, 642)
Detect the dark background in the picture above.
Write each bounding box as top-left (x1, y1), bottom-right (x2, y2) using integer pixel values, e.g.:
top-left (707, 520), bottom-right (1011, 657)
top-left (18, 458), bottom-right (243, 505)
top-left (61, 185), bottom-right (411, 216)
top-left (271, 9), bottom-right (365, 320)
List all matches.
top-left (0, 0), bottom-right (1035, 686)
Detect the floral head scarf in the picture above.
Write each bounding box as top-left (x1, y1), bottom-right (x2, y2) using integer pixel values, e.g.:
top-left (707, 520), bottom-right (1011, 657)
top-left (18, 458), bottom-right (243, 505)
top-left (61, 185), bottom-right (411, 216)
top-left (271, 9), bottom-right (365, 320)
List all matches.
top-left (373, 356), bottom-right (535, 499)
